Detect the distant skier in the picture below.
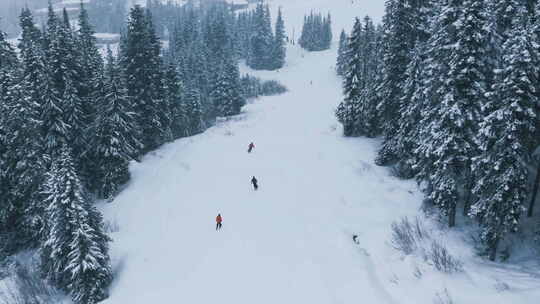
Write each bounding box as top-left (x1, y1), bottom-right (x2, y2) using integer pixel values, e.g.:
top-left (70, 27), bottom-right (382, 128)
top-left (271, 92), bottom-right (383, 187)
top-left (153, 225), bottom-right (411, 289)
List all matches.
top-left (216, 214), bottom-right (223, 231)
top-left (353, 235), bottom-right (359, 244)
top-left (251, 176), bottom-right (258, 191)
top-left (248, 142), bottom-right (255, 153)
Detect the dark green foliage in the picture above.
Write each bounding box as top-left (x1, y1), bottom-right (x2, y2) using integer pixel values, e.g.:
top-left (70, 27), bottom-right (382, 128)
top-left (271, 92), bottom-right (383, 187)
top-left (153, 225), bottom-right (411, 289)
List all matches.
top-left (299, 12), bottom-right (332, 51)
top-left (40, 146), bottom-right (112, 303)
top-left (336, 30), bottom-right (348, 76)
top-left (338, 0), bottom-right (540, 259)
top-left (240, 75), bottom-right (287, 99)
top-left (89, 48), bottom-right (142, 199)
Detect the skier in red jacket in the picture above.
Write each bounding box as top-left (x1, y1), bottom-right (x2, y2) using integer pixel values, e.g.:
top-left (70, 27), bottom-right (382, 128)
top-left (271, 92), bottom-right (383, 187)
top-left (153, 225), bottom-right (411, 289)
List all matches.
top-left (216, 214), bottom-right (222, 231)
top-left (248, 142), bottom-right (255, 153)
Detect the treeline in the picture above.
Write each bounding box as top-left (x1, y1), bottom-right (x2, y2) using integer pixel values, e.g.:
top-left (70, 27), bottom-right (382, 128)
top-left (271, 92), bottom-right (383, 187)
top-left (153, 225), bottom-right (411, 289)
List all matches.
top-left (146, 0), bottom-right (286, 71)
top-left (337, 0), bottom-right (540, 261)
top-left (299, 12), bottom-right (332, 51)
top-left (0, 1), bottom-right (263, 302)
top-left (0, 0), bottom-right (50, 37)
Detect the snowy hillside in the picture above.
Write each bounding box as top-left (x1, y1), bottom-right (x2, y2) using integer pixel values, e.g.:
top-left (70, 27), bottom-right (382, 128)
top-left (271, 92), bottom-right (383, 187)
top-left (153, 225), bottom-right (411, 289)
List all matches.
top-left (98, 1), bottom-right (540, 304)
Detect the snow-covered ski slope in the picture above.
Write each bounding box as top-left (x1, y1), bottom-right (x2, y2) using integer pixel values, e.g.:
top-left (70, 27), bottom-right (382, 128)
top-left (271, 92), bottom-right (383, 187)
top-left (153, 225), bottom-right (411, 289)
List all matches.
top-left (102, 1), bottom-right (540, 303)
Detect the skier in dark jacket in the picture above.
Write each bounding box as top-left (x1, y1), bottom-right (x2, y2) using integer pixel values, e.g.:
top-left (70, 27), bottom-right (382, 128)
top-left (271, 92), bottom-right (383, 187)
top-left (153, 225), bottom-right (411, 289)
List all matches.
top-left (248, 142), bottom-right (255, 153)
top-left (251, 176), bottom-right (258, 190)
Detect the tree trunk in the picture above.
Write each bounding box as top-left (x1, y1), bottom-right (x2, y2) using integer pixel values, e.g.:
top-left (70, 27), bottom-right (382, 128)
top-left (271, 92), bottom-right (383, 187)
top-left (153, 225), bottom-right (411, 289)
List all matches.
top-left (488, 236), bottom-right (500, 261)
top-left (463, 178), bottom-right (474, 216)
top-left (528, 164), bottom-right (540, 217)
top-left (448, 203), bottom-right (456, 228)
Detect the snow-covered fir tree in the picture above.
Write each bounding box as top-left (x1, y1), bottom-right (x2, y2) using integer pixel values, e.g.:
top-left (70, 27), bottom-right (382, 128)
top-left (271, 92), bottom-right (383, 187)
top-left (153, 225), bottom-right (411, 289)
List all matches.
top-left (248, 3), bottom-right (275, 70)
top-left (471, 15), bottom-right (537, 260)
top-left (336, 30), bottom-right (349, 76)
top-left (41, 145), bottom-right (112, 303)
top-left (376, 0), bottom-right (425, 166)
top-left (184, 86), bottom-right (206, 136)
top-left (120, 5), bottom-right (169, 153)
top-left (415, 0), bottom-right (487, 227)
top-left (164, 63), bottom-right (188, 139)
top-left (299, 12), bottom-right (332, 51)
top-left (336, 18), bottom-right (362, 137)
top-left (89, 48), bottom-right (142, 199)
top-left (272, 7), bottom-right (286, 70)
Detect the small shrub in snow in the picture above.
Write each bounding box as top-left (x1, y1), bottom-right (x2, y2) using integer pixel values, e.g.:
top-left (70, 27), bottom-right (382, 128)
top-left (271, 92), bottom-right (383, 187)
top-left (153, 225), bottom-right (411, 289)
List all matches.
top-left (0, 259), bottom-right (61, 304)
top-left (260, 80), bottom-right (287, 96)
top-left (433, 288), bottom-right (454, 304)
top-left (413, 264), bottom-right (423, 279)
top-left (241, 75), bottom-right (287, 99)
top-left (391, 217), bottom-right (464, 274)
top-left (494, 280), bottom-right (510, 292)
top-left (391, 217), bottom-right (427, 255)
top-left (425, 241), bottom-right (463, 273)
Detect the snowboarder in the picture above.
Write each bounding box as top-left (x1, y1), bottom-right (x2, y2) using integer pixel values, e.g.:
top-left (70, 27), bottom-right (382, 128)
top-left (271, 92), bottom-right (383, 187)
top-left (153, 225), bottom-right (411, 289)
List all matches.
top-left (216, 214), bottom-right (223, 231)
top-left (248, 142), bottom-right (255, 153)
top-left (251, 176), bottom-right (258, 190)
top-left (352, 234), bottom-right (359, 244)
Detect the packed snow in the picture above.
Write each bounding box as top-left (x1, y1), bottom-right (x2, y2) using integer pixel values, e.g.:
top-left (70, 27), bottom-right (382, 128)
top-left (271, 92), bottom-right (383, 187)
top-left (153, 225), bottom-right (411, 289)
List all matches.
top-left (95, 1), bottom-right (540, 303)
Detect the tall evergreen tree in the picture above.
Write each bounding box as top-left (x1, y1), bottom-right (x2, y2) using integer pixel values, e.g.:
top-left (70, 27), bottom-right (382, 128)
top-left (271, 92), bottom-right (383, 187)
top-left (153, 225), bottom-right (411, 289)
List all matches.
top-left (336, 18), bottom-right (362, 137)
top-left (471, 17), bottom-right (537, 260)
top-left (336, 30), bottom-right (349, 76)
top-left (41, 145), bottom-right (112, 303)
top-left (164, 64), bottom-right (188, 139)
top-left (272, 7), bottom-right (286, 69)
top-left (184, 86), bottom-right (206, 136)
top-left (90, 48), bottom-right (141, 199)
top-left (376, 0), bottom-right (422, 165)
top-left (210, 58), bottom-right (246, 117)
top-left (120, 5), bottom-right (169, 153)
top-left (415, 0), bottom-right (490, 227)
top-left (248, 3), bottom-right (274, 70)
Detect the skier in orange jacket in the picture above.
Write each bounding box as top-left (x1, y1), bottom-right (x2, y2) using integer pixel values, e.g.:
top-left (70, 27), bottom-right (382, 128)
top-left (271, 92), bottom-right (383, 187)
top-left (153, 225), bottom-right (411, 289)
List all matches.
top-left (216, 214), bottom-right (223, 231)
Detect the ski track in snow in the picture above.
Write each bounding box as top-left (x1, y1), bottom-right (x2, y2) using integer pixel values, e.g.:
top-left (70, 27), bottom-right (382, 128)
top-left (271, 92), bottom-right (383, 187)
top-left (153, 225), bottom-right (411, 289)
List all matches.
top-left (102, 43), bottom-right (412, 303)
top-left (100, 2), bottom-right (540, 303)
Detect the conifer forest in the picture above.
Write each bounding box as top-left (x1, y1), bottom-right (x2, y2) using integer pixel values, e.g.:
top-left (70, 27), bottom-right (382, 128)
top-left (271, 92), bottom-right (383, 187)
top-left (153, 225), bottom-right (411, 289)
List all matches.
top-left (0, 1), bottom-right (539, 304)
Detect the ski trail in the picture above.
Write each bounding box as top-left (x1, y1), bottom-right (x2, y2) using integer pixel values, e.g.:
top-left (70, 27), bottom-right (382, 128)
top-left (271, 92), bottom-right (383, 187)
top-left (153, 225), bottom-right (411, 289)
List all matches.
top-left (356, 246), bottom-right (398, 304)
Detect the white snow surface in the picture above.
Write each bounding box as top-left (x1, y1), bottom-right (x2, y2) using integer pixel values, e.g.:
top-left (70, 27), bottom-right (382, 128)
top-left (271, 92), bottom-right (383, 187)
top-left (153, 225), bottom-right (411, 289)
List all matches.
top-left (101, 1), bottom-right (540, 303)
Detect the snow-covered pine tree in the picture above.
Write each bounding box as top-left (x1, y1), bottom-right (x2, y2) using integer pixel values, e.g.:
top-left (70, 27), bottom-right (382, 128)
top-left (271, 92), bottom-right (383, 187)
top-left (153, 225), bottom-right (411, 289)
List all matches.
top-left (299, 12), bottom-right (332, 51)
top-left (471, 15), bottom-right (537, 261)
top-left (43, 6), bottom-right (87, 162)
top-left (336, 30), bottom-right (349, 76)
top-left (90, 47), bottom-right (142, 199)
top-left (0, 23), bottom-right (29, 252)
top-left (184, 86), bottom-right (206, 136)
top-left (376, 0), bottom-right (426, 166)
top-left (336, 18), bottom-right (362, 137)
top-left (393, 1), bottom-right (434, 178)
top-left (248, 3), bottom-right (274, 70)
top-left (41, 145), bottom-right (112, 303)
top-left (272, 7), bottom-right (286, 69)
top-left (210, 57), bottom-right (246, 118)
top-left (357, 16), bottom-right (382, 138)
top-left (322, 13), bottom-right (333, 50)
top-left (12, 9), bottom-right (58, 245)
top-left (120, 5), bottom-right (168, 153)
top-left (76, 2), bottom-right (103, 139)
top-left (527, 0), bottom-right (540, 218)
top-left (415, 0), bottom-right (490, 227)
top-left (164, 63), bottom-right (188, 139)
top-left (146, 10), bottom-right (172, 144)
